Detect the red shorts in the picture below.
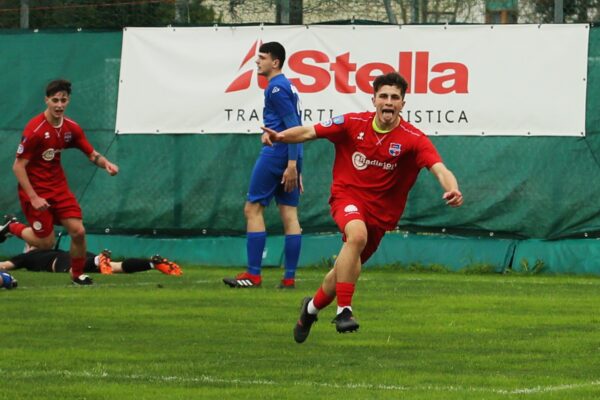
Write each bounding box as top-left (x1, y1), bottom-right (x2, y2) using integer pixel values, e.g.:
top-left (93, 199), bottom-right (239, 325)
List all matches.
top-left (19, 189), bottom-right (82, 238)
top-left (330, 195), bottom-right (386, 264)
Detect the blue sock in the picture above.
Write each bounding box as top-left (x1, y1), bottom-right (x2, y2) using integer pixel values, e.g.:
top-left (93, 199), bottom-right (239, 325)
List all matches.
top-left (284, 234), bottom-right (302, 279)
top-left (247, 231), bottom-right (266, 276)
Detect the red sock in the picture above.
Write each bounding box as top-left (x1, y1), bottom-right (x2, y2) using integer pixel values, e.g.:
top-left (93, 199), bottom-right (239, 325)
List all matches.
top-left (9, 222), bottom-right (27, 238)
top-left (336, 282), bottom-right (355, 308)
top-left (313, 286), bottom-right (335, 310)
top-left (71, 257), bottom-right (86, 278)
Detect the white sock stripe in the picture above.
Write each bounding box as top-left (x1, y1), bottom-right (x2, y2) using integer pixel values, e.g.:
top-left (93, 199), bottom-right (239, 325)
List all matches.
top-left (336, 306), bottom-right (352, 315)
top-left (307, 299), bottom-right (319, 315)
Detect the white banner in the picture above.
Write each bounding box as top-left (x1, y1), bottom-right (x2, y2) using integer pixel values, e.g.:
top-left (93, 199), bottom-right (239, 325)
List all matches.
top-left (116, 24), bottom-right (589, 136)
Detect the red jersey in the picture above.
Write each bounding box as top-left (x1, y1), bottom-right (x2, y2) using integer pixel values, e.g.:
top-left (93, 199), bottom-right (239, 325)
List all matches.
top-left (314, 111), bottom-right (442, 229)
top-left (16, 113), bottom-right (94, 198)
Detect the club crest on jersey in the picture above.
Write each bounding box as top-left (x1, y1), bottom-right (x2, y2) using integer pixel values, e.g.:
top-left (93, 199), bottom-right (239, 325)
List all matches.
top-left (356, 132), bottom-right (364, 140)
top-left (64, 131), bottom-right (72, 143)
top-left (389, 143), bottom-right (402, 157)
top-left (332, 115), bottom-right (345, 125)
top-left (32, 221), bottom-right (43, 231)
top-left (44, 131), bottom-right (50, 139)
top-left (42, 148), bottom-right (56, 161)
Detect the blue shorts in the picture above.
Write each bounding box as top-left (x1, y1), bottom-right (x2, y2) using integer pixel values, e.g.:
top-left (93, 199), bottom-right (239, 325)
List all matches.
top-left (247, 155), bottom-right (302, 207)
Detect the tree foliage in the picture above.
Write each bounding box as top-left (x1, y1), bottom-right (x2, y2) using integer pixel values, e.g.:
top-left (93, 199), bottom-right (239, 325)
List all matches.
top-left (528, 0), bottom-right (598, 23)
top-left (0, 0), bottom-right (218, 29)
top-left (0, 0), bottom-right (597, 28)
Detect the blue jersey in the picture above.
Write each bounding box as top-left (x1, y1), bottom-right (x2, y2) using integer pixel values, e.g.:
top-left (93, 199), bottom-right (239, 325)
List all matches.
top-left (260, 74), bottom-right (303, 160)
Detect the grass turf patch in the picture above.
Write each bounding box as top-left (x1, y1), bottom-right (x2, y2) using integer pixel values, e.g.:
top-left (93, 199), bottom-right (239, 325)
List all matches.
top-left (2, 267), bottom-right (600, 399)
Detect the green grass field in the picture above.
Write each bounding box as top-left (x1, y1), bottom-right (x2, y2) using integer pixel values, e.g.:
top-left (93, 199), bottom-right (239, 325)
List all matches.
top-left (2, 266), bottom-right (600, 399)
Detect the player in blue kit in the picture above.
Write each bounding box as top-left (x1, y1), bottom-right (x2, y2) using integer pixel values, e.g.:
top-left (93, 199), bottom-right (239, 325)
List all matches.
top-left (224, 42), bottom-right (303, 289)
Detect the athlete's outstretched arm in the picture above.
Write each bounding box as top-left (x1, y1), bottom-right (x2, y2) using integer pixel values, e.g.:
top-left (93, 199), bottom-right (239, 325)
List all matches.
top-left (89, 150), bottom-right (119, 176)
top-left (261, 125), bottom-right (317, 146)
top-left (429, 162), bottom-right (463, 207)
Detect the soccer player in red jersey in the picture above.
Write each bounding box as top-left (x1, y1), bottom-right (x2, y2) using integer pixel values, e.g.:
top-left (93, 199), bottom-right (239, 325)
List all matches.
top-left (262, 72), bottom-right (463, 342)
top-left (2, 79), bottom-right (119, 285)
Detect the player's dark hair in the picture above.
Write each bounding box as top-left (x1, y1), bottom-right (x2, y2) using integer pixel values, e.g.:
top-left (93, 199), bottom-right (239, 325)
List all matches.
top-left (373, 73), bottom-right (408, 98)
top-left (259, 42), bottom-right (286, 68)
top-left (46, 79), bottom-right (72, 97)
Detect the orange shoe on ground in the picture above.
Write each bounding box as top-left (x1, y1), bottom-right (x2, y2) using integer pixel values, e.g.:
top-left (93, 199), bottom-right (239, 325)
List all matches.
top-left (151, 255), bottom-right (182, 276)
top-left (98, 249), bottom-right (113, 275)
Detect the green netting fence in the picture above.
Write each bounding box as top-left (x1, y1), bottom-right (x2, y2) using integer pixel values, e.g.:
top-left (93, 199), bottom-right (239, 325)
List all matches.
top-left (0, 27), bottom-right (599, 240)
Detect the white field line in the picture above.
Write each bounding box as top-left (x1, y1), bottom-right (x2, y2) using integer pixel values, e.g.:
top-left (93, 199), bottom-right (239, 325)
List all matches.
top-left (4, 369), bottom-right (600, 395)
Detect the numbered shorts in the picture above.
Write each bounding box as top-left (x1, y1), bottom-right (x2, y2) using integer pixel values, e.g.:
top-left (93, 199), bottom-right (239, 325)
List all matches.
top-left (19, 189), bottom-right (83, 238)
top-left (330, 195), bottom-right (386, 264)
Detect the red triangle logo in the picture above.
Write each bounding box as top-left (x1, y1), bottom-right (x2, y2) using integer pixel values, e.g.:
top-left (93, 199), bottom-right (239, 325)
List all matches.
top-left (225, 40), bottom-right (264, 93)
top-left (225, 70), bottom-right (254, 93)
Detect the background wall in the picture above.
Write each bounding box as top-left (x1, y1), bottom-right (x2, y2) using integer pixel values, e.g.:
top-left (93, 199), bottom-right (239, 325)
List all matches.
top-left (0, 27), bottom-right (599, 242)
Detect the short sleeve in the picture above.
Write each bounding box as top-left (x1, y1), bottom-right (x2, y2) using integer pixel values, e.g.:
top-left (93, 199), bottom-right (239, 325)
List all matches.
top-left (70, 123), bottom-right (94, 155)
top-left (415, 135), bottom-right (442, 169)
top-left (314, 114), bottom-right (348, 143)
top-left (16, 127), bottom-right (40, 160)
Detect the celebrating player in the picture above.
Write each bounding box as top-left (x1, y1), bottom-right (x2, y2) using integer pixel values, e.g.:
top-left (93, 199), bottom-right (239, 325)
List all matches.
top-left (262, 72), bottom-right (463, 342)
top-left (224, 42), bottom-right (303, 289)
top-left (0, 79), bottom-right (119, 285)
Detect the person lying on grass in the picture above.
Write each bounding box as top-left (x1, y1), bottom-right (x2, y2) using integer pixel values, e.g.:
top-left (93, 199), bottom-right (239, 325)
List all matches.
top-left (0, 247), bottom-right (182, 276)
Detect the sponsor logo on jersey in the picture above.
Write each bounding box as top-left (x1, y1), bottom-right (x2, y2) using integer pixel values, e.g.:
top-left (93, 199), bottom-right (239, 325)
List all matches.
top-left (42, 148), bottom-right (56, 161)
top-left (356, 132), bottom-right (364, 140)
top-left (32, 221), bottom-right (42, 231)
top-left (352, 152), bottom-right (368, 170)
top-left (344, 204), bottom-right (359, 214)
top-left (389, 143), bottom-right (401, 156)
top-left (272, 86), bottom-right (280, 94)
top-left (64, 131), bottom-right (72, 143)
top-left (352, 151), bottom-right (397, 171)
top-left (17, 144), bottom-right (24, 154)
